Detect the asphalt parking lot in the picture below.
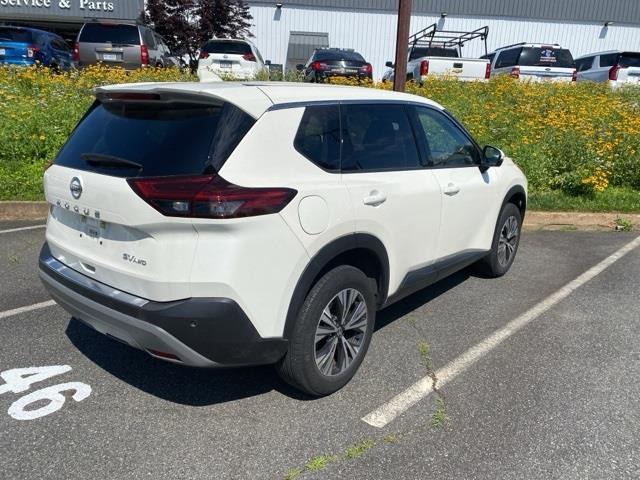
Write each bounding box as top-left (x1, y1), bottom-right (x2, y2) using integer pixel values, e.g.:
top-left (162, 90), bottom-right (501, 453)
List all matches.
top-left (1, 221), bottom-right (639, 480)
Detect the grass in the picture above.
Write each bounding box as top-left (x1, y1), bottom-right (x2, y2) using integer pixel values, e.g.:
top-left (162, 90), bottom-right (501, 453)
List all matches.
top-left (430, 397), bottom-right (449, 428)
top-left (529, 187), bottom-right (640, 212)
top-left (304, 454), bottom-right (337, 472)
top-left (284, 468), bottom-right (302, 480)
top-left (344, 439), bottom-right (374, 459)
top-left (614, 217), bottom-right (634, 231)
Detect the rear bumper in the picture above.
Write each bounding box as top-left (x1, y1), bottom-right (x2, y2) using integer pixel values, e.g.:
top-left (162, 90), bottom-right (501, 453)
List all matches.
top-left (38, 242), bottom-right (287, 367)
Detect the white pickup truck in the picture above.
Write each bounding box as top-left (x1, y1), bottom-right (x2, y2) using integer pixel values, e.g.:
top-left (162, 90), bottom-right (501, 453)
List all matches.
top-left (384, 24), bottom-right (491, 83)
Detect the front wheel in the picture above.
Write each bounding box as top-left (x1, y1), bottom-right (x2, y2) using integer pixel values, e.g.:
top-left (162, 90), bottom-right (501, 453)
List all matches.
top-left (276, 265), bottom-right (375, 396)
top-left (477, 203), bottom-right (522, 277)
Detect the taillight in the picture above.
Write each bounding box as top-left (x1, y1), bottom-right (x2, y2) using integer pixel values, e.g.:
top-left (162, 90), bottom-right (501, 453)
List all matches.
top-left (128, 174), bottom-right (297, 219)
top-left (419, 59), bottom-right (429, 76)
top-left (199, 50), bottom-right (209, 59)
top-left (311, 61), bottom-right (328, 71)
top-left (242, 52), bottom-right (256, 62)
top-left (485, 62), bottom-right (491, 79)
top-left (72, 41), bottom-right (80, 62)
top-left (359, 63), bottom-right (373, 75)
top-left (140, 45), bottom-right (149, 65)
top-left (27, 45), bottom-right (40, 58)
top-left (571, 69), bottom-right (577, 82)
top-left (609, 65), bottom-right (621, 81)
top-left (510, 66), bottom-right (520, 78)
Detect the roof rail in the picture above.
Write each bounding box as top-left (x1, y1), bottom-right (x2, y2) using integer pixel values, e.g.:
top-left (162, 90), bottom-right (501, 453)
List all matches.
top-left (408, 24), bottom-right (489, 56)
top-left (495, 42), bottom-right (561, 51)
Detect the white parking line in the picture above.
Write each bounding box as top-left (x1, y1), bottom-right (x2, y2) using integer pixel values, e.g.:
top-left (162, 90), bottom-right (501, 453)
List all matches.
top-left (0, 300), bottom-right (57, 320)
top-left (0, 224), bottom-right (46, 235)
top-left (362, 234), bottom-right (640, 428)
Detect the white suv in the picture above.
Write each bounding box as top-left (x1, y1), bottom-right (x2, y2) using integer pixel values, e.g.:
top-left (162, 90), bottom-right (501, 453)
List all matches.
top-left (489, 43), bottom-right (576, 82)
top-left (39, 82), bottom-right (527, 396)
top-left (197, 39), bottom-right (267, 81)
top-left (575, 50), bottom-right (640, 87)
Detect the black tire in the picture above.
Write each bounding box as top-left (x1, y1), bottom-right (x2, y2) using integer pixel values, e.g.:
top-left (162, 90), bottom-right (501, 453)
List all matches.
top-left (276, 265), bottom-right (376, 396)
top-left (477, 203), bottom-right (522, 277)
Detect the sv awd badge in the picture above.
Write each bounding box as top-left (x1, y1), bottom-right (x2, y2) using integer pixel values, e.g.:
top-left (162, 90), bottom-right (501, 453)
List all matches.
top-left (122, 253), bottom-right (147, 266)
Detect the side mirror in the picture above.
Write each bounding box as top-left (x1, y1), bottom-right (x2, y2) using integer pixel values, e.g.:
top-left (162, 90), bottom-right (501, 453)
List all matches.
top-left (481, 145), bottom-right (504, 170)
top-left (385, 61), bottom-right (394, 68)
top-left (296, 64), bottom-right (304, 71)
top-left (265, 59), bottom-right (271, 65)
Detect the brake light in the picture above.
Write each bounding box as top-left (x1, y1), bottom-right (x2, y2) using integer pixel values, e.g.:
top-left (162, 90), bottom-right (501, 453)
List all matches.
top-left (359, 63), bottom-right (373, 75)
top-left (419, 59), bottom-right (429, 76)
top-left (242, 52), bottom-right (256, 62)
top-left (311, 61), bottom-right (328, 71)
top-left (510, 66), bottom-right (520, 78)
top-left (128, 174), bottom-right (297, 219)
top-left (571, 69), bottom-right (577, 82)
top-left (27, 45), bottom-right (40, 58)
top-left (609, 65), bottom-right (621, 81)
top-left (72, 41), bottom-right (79, 62)
top-left (199, 50), bottom-right (209, 59)
top-left (485, 62), bottom-right (491, 79)
top-left (140, 45), bottom-right (149, 65)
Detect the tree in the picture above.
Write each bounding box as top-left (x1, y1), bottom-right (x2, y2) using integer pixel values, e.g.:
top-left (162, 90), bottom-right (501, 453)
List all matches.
top-left (145, 0), bottom-right (253, 66)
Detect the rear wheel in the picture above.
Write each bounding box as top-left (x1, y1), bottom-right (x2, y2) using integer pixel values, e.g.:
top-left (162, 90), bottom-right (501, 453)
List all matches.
top-left (477, 203), bottom-right (522, 277)
top-left (277, 265), bottom-right (375, 396)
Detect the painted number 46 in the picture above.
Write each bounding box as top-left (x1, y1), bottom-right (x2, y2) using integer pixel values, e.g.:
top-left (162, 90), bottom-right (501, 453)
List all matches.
top-left (0, 366), bottom-right (91, 421)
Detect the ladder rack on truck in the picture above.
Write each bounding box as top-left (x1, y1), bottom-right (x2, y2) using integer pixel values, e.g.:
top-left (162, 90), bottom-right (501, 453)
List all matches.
top-left (408, 23), bottom-right (489, 57)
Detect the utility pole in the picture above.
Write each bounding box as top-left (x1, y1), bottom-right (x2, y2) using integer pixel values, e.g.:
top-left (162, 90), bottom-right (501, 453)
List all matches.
top-left (393, 0), bottom-right (412, 92)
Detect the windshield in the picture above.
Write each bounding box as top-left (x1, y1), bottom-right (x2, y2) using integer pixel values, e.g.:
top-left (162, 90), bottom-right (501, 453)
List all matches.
top-left (54, 100), bottom-right (255, 178)
top-left (203, 41), bottom-right (251, 55)
top-left (409, 47), bottom-right (459, 61)
top-left (518, 47), bottom-right (574, 68)
top-left (619, 52), bottom-right (640, 68)
top-left (0, 28), bottom-right (35, 43)
top-left (313, 50), bottom-right (365, 62)
top-left (79, 24), bottom-right (140, 45)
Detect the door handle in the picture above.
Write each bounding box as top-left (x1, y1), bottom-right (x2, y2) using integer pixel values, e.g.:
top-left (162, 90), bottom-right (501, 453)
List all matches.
top-left (363, 191), bottom-right (387, 206)
top-left (443, 183), bottom-right (461, 196)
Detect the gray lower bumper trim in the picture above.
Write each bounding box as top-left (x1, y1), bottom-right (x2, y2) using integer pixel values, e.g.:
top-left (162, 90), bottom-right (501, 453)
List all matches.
top-left (39, 270), bottom-right (219, 367)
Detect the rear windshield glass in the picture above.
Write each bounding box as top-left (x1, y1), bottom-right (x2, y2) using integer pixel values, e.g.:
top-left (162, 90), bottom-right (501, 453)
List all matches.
top-left (409, 47), bottom-right (458, 61)
top-left (202, 41), bottom-right (251, 55)
top-left (313, 50), bottom-right (365, 62)
top-left (620, 52), bottom-right (640, 68)
top-left (518, 47), bottom-right (574, 68)
top-left (79, 24), bottom-right (140, 45)
top-left (0, 28), bottom-right (35, 43)
top-left (54, 100), bottom-right (255, 178)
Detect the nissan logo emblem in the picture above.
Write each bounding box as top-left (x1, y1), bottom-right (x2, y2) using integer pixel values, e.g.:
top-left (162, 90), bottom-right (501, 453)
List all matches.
top-left (70, 177), bottom-right (83, 200)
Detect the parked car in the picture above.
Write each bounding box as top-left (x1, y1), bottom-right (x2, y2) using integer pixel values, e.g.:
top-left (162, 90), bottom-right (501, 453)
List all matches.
top-left (575, 50), bottom-right (640, 87)
top-left (386, 24), bottom-right (491, 83)
top-left (298, 48), bottom-right (372, 82)
top-left (39, 82), bottom-right (527, 396)
top-left (0, 26), bottom-right (74, 71)
top-left (489, 43), bottom-right (576, 82)
top-left (197, 39), bottom-right (267, 81)
top-left (74, 22), bottom-right (178, 70)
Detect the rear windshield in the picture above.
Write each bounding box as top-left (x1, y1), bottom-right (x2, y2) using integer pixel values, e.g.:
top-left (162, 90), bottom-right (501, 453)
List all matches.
top-left (54, 100), bottom-right (255, 178)
top-left (202, 40), bottom-right (251, 55)
top-left (79, 24), bottom-right (140, 45)
top-left (0, 27), bottom-right (35, 43)
top-left (518, 47), bottom-right (574, 68)
top-left (313, 50), bottom-right (365, 62)
top-left (409, 47), bottom-right (458, 61)
top-left (619, 52), bottom-right (640, 68)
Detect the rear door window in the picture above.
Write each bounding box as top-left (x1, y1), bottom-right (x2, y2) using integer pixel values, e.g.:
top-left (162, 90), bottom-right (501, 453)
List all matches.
top-left (518, 47), bottom-right (574, 68)
top-left (575, 57), bottom-right (594, 72)
top-left (202, 41), bottom-right (251, 55)
top-left (341, 104), bottom-right (420, 172)
top-left (599, 53), bottom-right (618, 67)
top-left (79, 24), bottom-right (141, 45)
top-left (54, 100), bottom-right (255, 178)
top-left (495, 48), bottom-right (520, 68)
top-left (0, 27), bottom-right (35, 43)
top-left (294, 105), bottom-right (341, 171)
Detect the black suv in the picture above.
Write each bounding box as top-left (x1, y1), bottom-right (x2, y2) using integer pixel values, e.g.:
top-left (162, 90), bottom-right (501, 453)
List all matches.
top-left (298, 48), bottom-right (372, 82)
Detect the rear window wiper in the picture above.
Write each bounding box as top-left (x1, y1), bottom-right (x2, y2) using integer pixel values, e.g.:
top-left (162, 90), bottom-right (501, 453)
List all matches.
top-left (81, 153), bottom-right (143, 170)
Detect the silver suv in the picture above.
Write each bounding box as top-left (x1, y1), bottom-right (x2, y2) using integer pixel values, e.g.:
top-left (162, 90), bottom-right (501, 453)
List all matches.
top-left (74, 22), bottom-right (177, 70)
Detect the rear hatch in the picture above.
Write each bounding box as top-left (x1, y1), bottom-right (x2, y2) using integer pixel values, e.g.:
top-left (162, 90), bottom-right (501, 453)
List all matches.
top-left (516, 47), bottom-right (575, 82)
top-left (77, 23), bottom-right (142, 69)
top-left (198, 40), bottom-right (256, 78)
top-left (615, 52), bottom-right (640, 84)
top-left (0, 27), bottom-right (36, 64)
top-left (312, 50), bottom-right (371, 77)
top-left (44, 89), bottom-right (258, 301)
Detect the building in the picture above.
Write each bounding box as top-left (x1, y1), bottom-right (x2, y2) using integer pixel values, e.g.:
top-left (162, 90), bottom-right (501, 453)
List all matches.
top-left (247, 0), bottom-right (640, 79)
top-left (0, 0), bottom-right (144, 42)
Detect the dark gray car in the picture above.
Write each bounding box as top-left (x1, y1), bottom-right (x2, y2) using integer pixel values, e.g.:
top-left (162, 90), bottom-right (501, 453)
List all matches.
top-left (75, 22), bottom-right (178, 70)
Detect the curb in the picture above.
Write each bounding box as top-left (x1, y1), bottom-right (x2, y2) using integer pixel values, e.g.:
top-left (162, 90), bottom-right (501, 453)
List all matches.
top-left (0, 201), bottom-right (638, 231)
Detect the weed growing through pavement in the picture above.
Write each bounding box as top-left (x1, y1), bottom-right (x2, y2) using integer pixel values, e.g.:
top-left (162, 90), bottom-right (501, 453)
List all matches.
top-left (615, 217), bottom-right (634, 231)
top-left (344, 439), bottom-right (374, 459)
top-left (284, 467), bottom-right (302, 480)
top-left (304, 455), bottom-right (337, 472)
